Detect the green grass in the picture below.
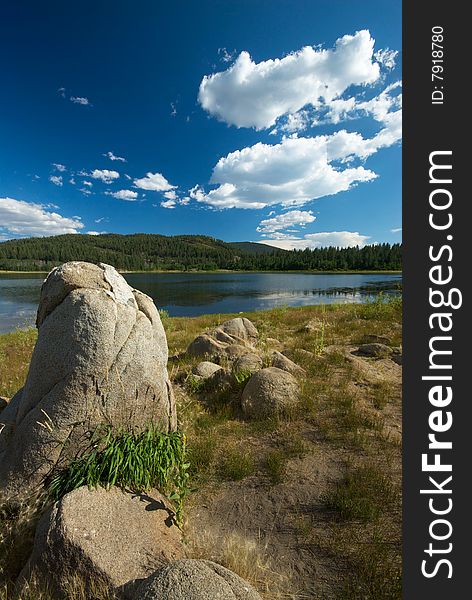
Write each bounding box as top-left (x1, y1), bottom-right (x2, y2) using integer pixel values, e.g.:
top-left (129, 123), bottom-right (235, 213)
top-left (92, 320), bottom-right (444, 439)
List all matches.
top-left (323, 465), bottom-right (397, 522)
top-left (48, 424), bottom-right (190, 527)
top-left (219, 448), bottom-right (255, 481)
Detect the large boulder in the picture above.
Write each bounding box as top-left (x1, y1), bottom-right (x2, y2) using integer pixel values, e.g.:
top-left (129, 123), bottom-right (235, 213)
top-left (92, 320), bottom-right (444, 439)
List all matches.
top-left (0, 262), bottom-right (176, 500)
top-left (187, 318), bottom-right (258, 360)
top-left (134, 559), bottom-right (262, 600)
top-left (20, 486), bottom-right (184, 597)
top-left (241, 368), bottom-right (300, 419)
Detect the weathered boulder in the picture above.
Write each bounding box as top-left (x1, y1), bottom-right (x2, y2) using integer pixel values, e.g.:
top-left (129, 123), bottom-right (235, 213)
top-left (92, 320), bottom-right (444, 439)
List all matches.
top-left (233, 353), bottom-right (263, 375)
top-left (271, 351), bottom-right (306, 376)
top-left (192, 362), bottom-right (222, 379)
top-left (187, 318), bottom-right (258, 360)
top-left (0, 262), bottom-right (176, 500)
top-left (134, 559), bottom-right (262, 600)
top-left (20, 486), bottom-right (184, 597)
top-left (357, 343), bottom-right (393, 358)
top-left (241, 368), bottom-right (300, 419)
top-left (359, 334), bottom-right (393, 346)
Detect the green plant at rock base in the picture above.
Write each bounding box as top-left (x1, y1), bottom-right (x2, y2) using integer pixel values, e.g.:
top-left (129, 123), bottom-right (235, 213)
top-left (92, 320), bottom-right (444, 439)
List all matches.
top-left (48, 424), bottom-right (190, 527)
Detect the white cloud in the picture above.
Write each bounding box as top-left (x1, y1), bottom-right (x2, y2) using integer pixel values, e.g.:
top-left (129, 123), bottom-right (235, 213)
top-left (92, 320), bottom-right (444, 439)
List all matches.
top-left (134, 172), bottom-right (176, 192)
top-left (163, 190), bottom-right (178, 201)
top-left (374, 48), bottom-right (399, 70)
top-left (86, 231), bottom-right (107, 236)
top-left (391, 227), bottom-right (402, 233)
top-left (79, 188), bottom-right (93, 196)
top-left (161, 199), bottom-right (176, 209)
top-left (0, 197), bottom-right (84, 237)
top-left (91, 169), bottom-right (120, 183)
top-left (83, 180), bottom-right (93, 187)
top-left (70, 96), bottom-right (91, 106)
top-left (58, 87), bottom-right (66, 98)
top-left (257, 210), bottom-right (316, 234)
top-left (180, 196), bottom-right (190, 206)
top-left (52, 163), bottom-right (66, 172)
top-left (103, 151), bottom-right (126, 162)
top-left (106, 189), bottom-right (138, 201)
top-left (49, 175), bottom-right (63, 187)
top-left (193, 133), bottom-right (381, 209)
top-left (199, 30), bottom-right (380, 130)
top-left (69, 177), bottom-right (76, 185)
top-left (218, 47), bottom-right (236, 63)
top-left (170, 102), bottom-right (177, 117)
top-left (262, 231), bottom-right (370, 250)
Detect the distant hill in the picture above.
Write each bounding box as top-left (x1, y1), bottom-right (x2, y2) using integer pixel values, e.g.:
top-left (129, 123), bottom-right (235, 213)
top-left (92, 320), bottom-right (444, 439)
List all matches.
top-left (228, 241), bottom-right (283, 254)
top-left (0, 233), bottom-right (402, 272)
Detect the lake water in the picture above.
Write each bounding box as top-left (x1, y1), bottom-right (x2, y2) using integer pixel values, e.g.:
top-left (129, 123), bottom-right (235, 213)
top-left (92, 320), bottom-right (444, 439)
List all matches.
top-left (0, 271), bottom-right (402, 334)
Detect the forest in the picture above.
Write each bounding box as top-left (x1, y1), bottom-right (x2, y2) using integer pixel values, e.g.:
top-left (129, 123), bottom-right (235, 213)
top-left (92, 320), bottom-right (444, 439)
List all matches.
top-left (0, 234), bottom-right (402, 272)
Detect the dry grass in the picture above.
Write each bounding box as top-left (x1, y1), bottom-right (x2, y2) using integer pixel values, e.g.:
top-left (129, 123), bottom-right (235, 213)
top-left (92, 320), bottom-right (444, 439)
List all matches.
top-left (0, 329), bottom-right (37, 398)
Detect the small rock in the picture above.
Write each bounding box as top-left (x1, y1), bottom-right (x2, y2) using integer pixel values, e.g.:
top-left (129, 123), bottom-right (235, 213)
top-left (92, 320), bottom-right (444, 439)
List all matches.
top-left (300, 318), bottom-right (325, 333)
top-left (271, 351), bottom-right (306, 376)
top-left (192, 362), bottom-right (222, 379)
top-left (357, 343), bottom-right (393, 358)
top-left (241, 367), bottom-right (300, 419)
top-left (233, 353), bottom-right (263, 374)
top-left (134, 559), bottom-right (262, 600)
top-left (359, 334), bottom-right (393, 346)
top-left (20, 486), bottom-right (184, 596)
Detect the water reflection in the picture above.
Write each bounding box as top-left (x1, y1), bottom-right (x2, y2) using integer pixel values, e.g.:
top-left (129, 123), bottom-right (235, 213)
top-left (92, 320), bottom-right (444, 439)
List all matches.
top-left (0, 271), bottom-right (401, 333)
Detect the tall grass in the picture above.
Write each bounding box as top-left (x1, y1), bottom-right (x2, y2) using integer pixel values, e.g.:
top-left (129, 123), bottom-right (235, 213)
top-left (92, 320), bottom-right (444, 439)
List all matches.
top-left (48, 424), bottom-right (190, 526)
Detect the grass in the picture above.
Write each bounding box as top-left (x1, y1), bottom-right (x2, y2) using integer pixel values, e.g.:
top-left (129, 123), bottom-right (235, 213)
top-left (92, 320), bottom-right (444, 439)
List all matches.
top-left (218, 448), bottom-right (255, 481)
top-left (0, 328), bottom-right (37, 398)
top-left (323, 465), bottom-right (397, 522)
top-left (48, 424), bottom-right (190, 527)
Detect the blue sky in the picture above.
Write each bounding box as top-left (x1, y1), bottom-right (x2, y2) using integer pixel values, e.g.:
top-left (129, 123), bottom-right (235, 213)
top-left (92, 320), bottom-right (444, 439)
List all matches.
top-left (0, 0), bottom-right (402, 249)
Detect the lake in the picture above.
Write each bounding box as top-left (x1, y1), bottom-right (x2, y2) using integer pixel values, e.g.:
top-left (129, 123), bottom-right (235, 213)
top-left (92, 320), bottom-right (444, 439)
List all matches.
top-left (0, 271), bottom-right (402, 334)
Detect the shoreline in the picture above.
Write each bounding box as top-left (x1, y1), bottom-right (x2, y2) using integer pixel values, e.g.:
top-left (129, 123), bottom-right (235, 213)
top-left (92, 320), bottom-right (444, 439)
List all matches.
top-left (0, 269), bottom-right (402, 276)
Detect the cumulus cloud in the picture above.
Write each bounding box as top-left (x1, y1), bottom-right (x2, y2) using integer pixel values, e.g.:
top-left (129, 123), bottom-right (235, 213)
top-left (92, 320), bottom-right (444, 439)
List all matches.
top-left (257, 210), bottom-right (316, 234)
top-left (86, 231), bottom-right (107, 236)
top-left (262, 231), bottom-right (371, 250)
top-left (199, 30), bottom-right (380, 130)
top-left (161, 199), bottom-right (176, 209)
top-left (49, 175), bottom-right (63, 186)
top-left (103, 151), bottom-right (126, 162)
top-left (91, 169), bottom-right (120, 183)
top-left (163, 190), bottom-right (178, 201)
top-left (52, 163), bottom-right (66, 172)
top-left (0, 197), bottom-right (84, 237)
top-left (83, 180), bottom-right (93, 187)
top-left (192, 133), bottom-right (383, 209)
top-left (134, 172), bottom-right (176, 192)
top-left (106, 189), bottom-right (138, 201)
top-left (374, 48), bottom-right (399, 70)
top-left (70, 96), bottom-right (91, 106)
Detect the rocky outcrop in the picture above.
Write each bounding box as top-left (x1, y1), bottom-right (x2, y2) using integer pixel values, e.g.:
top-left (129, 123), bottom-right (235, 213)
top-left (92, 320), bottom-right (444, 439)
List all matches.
top-left (134, 559), bottom-right (262, 600)
top-left (20, 486), bottom-right (184, 597)
top-left (241, 367), bottom-right (300, 419)
top-left (187, 318), bottom-right (258, 360)
top-left (0, 262), bottom-right (176, 500)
